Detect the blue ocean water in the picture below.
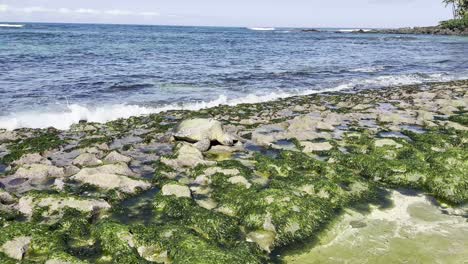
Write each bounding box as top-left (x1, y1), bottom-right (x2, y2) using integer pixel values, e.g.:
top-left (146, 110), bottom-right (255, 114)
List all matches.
top-left (0, 23), bottom-right (467, 129)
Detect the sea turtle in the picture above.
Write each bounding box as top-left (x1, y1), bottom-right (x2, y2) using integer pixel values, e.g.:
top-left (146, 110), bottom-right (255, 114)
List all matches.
top-left (173, 118), bottom-right (236, 151)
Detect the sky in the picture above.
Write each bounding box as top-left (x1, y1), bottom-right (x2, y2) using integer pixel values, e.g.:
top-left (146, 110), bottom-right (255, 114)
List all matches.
top-left (0, 0), bottom-right (454, 28)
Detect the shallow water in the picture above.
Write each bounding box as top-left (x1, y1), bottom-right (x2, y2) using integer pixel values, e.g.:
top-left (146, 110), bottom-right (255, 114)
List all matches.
top-left (282, 190), bottom-right (468, 264)
top-left (1, 23), bottom-right (468, 129)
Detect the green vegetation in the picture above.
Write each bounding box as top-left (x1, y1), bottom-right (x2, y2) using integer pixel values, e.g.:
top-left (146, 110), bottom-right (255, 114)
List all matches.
top-left (1, 130), bottom-right (65, 164)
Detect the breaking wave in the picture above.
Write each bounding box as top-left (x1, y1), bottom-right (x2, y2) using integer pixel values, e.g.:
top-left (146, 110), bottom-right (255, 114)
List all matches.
top-left (0, 72), bottom-right (465, 130)
top-left (248, 27), bottom-right (275, 31)
top-left (0, 24), bottom-right (24, 28)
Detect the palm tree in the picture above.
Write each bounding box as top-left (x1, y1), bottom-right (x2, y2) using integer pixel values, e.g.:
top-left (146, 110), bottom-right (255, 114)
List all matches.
top-left (443, 0), bottom-right (458, 18)
top-left (444, 0), bottom-right (468, 18)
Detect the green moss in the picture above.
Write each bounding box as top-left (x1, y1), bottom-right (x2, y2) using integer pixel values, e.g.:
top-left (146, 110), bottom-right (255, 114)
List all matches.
top-left (1, 131), bottom-right (65, 164)
top-left (92, 220), bottom-right (146, 263)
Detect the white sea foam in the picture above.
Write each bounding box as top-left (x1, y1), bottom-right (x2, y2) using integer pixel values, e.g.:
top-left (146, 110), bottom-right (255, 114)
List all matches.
top-left (0, 24), bottom-right (24, 28)
top-left (349, 66), bottom-right (386, 73)
top-left (0, 72), bottom-right (465, 130)
top-left (248, 27), bottom-right (275, 31)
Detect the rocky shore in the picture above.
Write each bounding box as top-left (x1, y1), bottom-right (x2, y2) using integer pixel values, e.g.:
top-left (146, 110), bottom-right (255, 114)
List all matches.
top-left (0, 80), bottom-right (467, 263)
top-left (363, 25), bottom-right (468, 36)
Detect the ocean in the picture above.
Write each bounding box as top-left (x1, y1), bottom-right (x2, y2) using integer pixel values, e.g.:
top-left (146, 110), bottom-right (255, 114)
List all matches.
top-left (0, 23), bottom-right (467, 130)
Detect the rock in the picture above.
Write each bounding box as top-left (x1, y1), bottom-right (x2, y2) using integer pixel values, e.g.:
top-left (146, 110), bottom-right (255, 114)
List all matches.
top-left (173, 118), bottom-right (236, 151)
top-left (14, 153), bottom-right (51, 166)
top-left (246, 230), bottom-right (276, 252)
top-left (0, 189), bottom-right (16, 204)
top-left (137, 246), bottom-right (169, 263)
top-left (195, 198), bottom-right (218, 210)
top-left (252, 124), bottom-right (287, 146)
top-left (204, 167), bottom-right (240, 177)
top-left (1, 236), bottom-right (31, 260)
top-left (227, 176), bottom-right (252, 189)
top-left (0, 130), bottom-right (18, 142)
top-left (162, 184), bottom-right (191, 198)
top-left (104, 151), bottom-right (131, 164)
top-left (71, 163), bottom-right (150, 194)
top-left (13, 164), bottom-right (65, 184)
top-left (300, 141), bottom-right (333, 152)
top-left (72, 153), bottom-right (102, 167)
top-left (374, 139), bottom-right (403, 148)
top-left (161, 143), bottom-right (215, 169)
top-left (18, 195), bottom-right (111, 218)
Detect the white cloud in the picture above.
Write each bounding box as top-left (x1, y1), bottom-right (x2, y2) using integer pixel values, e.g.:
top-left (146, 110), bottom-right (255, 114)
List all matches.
top-left (0, 4), bottom-right (8, 12)
top-left (140, 11), bottom-right (160, 17)
top-left (75, 8), bottom-right (101, 15)
top-left (21, 6), bottom-right (51, 13)
top-left (1, 5), bottom-right (159, 17)
top-left (105, 10), bottom-right (132, 16)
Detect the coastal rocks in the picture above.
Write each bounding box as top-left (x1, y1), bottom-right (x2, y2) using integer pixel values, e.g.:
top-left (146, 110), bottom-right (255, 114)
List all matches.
top-left (104, 151), bottom-right (132, 164)
top-left (374, 139), bottom-right (403, 148)
top-left (18, 195), bottom-right (111, 218)
top-left (13, 153), bottom-right (50, 166)
top-left (300, 141), bottom-right (333, 152)
top-left (227, 176), bottom-right (251, 189)
top-left (1, 236), bottom-right (31, 260)
top-left (72, 153), bottom-right (102, 167)
top-left (12, 163), bottom-right (65, 184)
top-left (71, 163), bottom-right (150, 194)
top-left (246, 230), bottom-right (276, 252)
top-left (161, 184), bottom-right (191, 198)
top-left (173, 118), bottom-right (236, 151)
top-left (161, 143), bottom-right (215, 169)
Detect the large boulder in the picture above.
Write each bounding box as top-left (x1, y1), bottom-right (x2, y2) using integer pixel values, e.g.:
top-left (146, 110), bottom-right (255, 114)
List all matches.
top-left (173, 118), bottom-right (236, 151)
top-left (71, 163), bottom-right (150, 194)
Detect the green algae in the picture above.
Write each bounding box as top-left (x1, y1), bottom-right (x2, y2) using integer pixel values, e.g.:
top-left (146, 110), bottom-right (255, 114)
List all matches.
top-left (1, 130), bottom-right (65, 164)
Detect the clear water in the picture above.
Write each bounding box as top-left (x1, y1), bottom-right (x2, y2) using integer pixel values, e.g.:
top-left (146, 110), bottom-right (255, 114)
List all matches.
top-left (1, 23), bottom-right (468, 130)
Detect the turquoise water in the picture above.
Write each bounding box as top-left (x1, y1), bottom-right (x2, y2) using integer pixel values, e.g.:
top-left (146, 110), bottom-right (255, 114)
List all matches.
top-left (0, 23), bottom-right (467, 129)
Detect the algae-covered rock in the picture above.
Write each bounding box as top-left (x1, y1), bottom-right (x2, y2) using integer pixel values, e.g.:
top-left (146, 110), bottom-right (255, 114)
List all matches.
top-left (71, 163), bottom-right (150, 194)
top-left (300, 141), bottom-right (333, 152)
top-left (246, 230), bottom-right (276, 252)
top-left (161, 143), bottom-right (215, 169)
top-left (162, 184), bottom-right (191, 198)
top-left (72, 153), bottom-right (102, 167)
top-left (12, 163), bottom-right (65, 184)
top-left (18, 194), bottom-right (111, 218)
top-left (0, 236), bottom-right (31, 260)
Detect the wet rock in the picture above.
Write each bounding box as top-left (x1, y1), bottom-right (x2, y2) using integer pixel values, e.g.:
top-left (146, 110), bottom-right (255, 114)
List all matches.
top-left (246, 230), bottom-right (276, 252)
top-left (18, 195), bottom-right (111, 218)
top-left (374, 139), bottom-right (403, 148)
top-left (1, 236), bottom-right (31, 260)
top-left (204, 167), bottom-right (240, 177)
top-left (72, 153), bottom-right (103, 167)
top-left (13, 164), bottom-right (65, 184)
top-left (71, 163), bottom-right (150, 194)
top-left (161, 143), bottom-right (215, 169)
top-left (104, 151), bottom-right (132, 164)
top-left (173, 118), bottom-right (236, 151)
top-left (161, 184), bottom-right (191, 198)
top-left (300, 141), bottom-right (333, 152)
top-left (227, 176), bottom-right (252, 189)
top-left (137, 245), bottom-right (169, 263)
top-left (195, 198), bottom-right (218, 210)
top-left (14, 153), bottom-right (51, 166)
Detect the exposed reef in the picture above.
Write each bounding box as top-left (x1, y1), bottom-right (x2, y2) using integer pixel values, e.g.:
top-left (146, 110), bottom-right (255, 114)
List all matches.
top-left (0, 80), bottom-right (467, 263)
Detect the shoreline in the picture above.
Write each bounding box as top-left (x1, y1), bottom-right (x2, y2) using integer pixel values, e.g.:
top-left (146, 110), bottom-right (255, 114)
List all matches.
top-left (0, 79), bottom-right (467, 263)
